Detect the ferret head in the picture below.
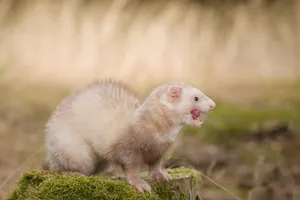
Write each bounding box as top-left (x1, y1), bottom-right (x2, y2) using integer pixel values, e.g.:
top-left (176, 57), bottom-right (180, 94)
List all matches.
top-left (159, 83), bottom-right (216, 127)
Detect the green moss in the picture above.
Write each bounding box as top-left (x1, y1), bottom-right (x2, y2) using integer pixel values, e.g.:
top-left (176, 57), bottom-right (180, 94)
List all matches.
top-left (183, 95), bottom-right (300, 145)
top-left (7, 167), bottom-right (200, 200)
top-left (165, 168), bottom-right (201, 188)
top-left (165, 168), bottom-right (200, 180)
top-left (140, 167), bottom-right (200, 181)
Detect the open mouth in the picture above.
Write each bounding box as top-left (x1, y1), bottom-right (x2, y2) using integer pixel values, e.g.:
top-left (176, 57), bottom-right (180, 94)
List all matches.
top-left (190, 109), bottom-right (203, 127)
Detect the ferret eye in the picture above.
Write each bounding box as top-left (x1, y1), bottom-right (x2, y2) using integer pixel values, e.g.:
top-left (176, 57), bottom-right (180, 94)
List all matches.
top-left (194, 97), bottom-right (199, 102)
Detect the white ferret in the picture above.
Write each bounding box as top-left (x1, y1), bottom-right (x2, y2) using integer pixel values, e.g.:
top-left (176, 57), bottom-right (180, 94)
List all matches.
top-left (44, 79), bottom-right (216, 192)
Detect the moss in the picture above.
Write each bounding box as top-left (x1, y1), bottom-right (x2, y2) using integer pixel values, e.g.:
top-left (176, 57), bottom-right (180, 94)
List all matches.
top-left (7, 167), bottom-right (200, 200)
top-left (165, 168), bottom-right (201, 188)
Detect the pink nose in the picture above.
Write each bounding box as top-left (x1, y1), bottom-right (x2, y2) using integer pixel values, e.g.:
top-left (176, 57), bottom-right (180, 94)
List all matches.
top-left (209, 104), bottom-right (216, 110)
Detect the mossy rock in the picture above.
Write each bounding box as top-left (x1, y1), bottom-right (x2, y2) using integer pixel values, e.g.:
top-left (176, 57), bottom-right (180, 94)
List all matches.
top-left (7, 167), bottom-right (201, 200)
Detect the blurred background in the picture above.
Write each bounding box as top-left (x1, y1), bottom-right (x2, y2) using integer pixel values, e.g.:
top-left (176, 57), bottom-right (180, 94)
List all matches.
top-left (0, 0), bottom-right (299, 199)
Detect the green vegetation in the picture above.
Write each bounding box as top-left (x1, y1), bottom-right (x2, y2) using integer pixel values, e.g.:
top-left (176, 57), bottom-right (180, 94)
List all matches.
top-left (2, 80), bottom-right (299, 146)
top-left (1, 81), bottom-right (299, 199)
top-left (7, 167), bottom-right (201, 200)
top-left (190, 102), bottom-right (299, 144)
top-left (182, 82), bottom-right (300, 145)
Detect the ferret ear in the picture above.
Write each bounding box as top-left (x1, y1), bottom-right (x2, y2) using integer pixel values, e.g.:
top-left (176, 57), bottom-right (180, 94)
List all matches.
top-left (168, 85), bottom-right (182, 103)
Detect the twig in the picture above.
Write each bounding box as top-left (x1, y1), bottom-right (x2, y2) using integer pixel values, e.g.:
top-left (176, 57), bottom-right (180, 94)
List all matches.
top-left (196, 192), bottom-right (204, 200)
top-left (0, 146), bottom-right (44, 192)
top-left (206, 159), bottom-right (217, 177)
top-left (197, 171), bottom-right (241, 200)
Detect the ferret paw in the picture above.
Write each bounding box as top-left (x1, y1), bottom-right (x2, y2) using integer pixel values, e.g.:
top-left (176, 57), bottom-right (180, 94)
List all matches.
top-left (149, 171), bottom-right (172, 182)
top-left (129, 179), bottom-right (152, 193)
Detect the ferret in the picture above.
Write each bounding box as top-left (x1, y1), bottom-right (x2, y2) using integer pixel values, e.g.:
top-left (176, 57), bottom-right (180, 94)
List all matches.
top-left (44, 79), bottom-right (216, 193)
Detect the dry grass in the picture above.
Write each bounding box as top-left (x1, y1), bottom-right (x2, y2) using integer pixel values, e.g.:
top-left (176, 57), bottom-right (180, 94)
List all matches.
top-left (0, 84), bottom-right (68, 198)
top-left (0, 0), bottom-right (299, 90)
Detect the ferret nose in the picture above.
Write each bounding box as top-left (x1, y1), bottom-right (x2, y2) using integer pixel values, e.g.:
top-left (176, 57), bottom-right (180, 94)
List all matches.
top-left (209, 102), bottom-right (216, 110)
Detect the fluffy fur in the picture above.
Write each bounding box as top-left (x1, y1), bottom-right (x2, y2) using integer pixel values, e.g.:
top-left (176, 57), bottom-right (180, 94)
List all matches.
top-left (44, 79), bottom-right (216, 192)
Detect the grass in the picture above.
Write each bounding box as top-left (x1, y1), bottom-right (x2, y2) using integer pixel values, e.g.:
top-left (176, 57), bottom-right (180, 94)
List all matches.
top-left (0, 83), bottom-right (70, 197)
top-left (0, 81), bottom-right (298, 199)
top-left (0, 0), bottom-right (299, 89)
top-left (197, 103), bottom-right (299, 144)
top-left (181, 81), bottom-right (300, 146)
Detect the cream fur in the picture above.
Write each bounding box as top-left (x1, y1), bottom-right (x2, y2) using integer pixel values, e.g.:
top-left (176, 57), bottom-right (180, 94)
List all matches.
top-left (44, 79), bottom-right (216, 192)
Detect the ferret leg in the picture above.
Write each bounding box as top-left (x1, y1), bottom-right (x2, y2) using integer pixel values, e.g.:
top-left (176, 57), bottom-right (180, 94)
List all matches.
top-left (94, 159), bottom-right (110, 175)
top-left (123, 163), bottom-right (151, 193)
top-left (148, 159), bottom-right (172, 182)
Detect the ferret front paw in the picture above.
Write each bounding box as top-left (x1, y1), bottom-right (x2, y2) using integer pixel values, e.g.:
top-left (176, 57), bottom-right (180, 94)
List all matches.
top-left (149, 171), bottom-right (172, 182)
top-left (129, 179), bottom-right (152, 193)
